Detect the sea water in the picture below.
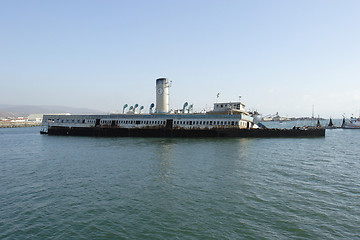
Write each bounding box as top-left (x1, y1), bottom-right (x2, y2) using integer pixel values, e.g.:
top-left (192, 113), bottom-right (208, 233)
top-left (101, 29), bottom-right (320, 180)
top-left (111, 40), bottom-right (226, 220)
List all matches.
top-left (0, 124), bottom-right (359, 239)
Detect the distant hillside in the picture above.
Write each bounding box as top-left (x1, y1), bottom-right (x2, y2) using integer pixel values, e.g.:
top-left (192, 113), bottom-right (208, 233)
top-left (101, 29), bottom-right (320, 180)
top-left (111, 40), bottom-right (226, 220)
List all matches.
top-left (0, 105), bottom-right (106, 118)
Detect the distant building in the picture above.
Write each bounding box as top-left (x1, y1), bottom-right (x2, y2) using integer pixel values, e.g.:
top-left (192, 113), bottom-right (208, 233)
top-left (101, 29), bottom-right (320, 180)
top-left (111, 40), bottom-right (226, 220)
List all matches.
top-left (28, 114), bottom-right (44, 122)
top-left (10, 117), bottom-right (28, 123)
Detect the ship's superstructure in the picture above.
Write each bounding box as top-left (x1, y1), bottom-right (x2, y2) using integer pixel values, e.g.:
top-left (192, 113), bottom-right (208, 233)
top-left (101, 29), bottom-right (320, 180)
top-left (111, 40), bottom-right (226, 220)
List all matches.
top-left (42, 113), bottom-right (254, 131)
top-left (41, 78), bottom-right (325, 137)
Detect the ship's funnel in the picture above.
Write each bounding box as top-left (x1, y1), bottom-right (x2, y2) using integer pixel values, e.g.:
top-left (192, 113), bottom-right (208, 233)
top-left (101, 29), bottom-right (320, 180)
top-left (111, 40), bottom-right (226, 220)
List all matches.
top-left (156, 78), bottom-right (170, 114)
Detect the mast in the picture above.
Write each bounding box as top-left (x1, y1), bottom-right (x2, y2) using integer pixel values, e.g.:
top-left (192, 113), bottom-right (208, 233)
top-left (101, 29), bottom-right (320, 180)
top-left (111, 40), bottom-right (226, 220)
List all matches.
top-left (312, 105), bottom-right (314, 119)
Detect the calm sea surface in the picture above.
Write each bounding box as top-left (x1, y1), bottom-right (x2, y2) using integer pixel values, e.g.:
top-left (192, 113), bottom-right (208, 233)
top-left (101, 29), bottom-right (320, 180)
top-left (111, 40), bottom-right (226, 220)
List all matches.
top-left (1, 122), bottom-right (359, 239)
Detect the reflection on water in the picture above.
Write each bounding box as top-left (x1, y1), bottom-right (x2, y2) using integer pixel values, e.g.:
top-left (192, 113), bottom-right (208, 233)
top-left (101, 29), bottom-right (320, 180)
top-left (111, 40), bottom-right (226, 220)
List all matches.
top-left (154, 138), bottom-right (176, 184)
top-left (1, 127), bottom-right (360, 239)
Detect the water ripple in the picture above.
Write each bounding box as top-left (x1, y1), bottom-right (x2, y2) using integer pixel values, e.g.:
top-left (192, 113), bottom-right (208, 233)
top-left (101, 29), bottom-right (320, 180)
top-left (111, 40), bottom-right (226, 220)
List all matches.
top-left (1, 127), bottom-right (360, 239)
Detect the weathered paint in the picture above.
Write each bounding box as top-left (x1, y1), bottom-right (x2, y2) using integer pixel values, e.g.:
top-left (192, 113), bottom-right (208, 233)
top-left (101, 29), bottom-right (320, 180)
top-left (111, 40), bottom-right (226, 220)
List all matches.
top-left (44, 125), bottom-right (325, 138)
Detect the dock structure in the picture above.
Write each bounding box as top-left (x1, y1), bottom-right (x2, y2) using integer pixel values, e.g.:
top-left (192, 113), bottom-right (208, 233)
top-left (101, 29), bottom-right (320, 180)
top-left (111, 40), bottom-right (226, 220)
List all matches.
top-left (0, 122), bottom-right (41, 128)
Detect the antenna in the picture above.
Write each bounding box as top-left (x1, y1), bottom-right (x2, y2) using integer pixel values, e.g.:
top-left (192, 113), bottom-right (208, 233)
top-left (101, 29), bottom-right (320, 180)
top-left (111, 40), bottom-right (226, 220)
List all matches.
top-left (312, 105), bottom-right (314, 119)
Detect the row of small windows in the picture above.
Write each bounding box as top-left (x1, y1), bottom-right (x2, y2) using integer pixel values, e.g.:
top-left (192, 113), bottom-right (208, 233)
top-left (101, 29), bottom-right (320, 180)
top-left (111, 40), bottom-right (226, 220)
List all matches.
top-left (49, 119), bottom-right (96, 123)
top-left (50, 119), bottom-right (167, 125)
top-left (98, 120), bottom-right (241, 126)
top-left (215, 104), bottom-right (241, 109)
top-left (100, 120), bottom-right (166, 125)
top-left (174, 120), bottom-right (238, 126)
top-left (49, 118), bottom-right (248, 127)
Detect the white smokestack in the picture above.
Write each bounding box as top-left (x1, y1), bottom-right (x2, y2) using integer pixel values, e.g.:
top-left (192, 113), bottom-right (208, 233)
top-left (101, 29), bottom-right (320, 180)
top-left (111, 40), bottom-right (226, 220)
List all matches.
top-left (155, 78), bottom-right (170, 113)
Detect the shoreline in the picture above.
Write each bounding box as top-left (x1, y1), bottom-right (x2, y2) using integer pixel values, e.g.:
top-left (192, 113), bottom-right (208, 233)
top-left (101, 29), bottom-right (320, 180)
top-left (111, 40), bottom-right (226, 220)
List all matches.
top-left (0, 122), bottom-right (42, 128)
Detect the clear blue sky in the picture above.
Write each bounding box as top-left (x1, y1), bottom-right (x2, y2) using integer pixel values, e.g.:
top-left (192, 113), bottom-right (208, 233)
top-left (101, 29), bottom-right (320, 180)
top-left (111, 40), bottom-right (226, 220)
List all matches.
top-left (1, 0), bottom-right (359, 118)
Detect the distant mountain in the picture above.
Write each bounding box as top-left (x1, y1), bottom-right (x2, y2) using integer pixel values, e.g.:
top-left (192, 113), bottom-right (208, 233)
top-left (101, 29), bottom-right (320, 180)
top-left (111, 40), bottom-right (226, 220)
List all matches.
top-left (0, 105), bottom-right (106, 118)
